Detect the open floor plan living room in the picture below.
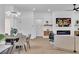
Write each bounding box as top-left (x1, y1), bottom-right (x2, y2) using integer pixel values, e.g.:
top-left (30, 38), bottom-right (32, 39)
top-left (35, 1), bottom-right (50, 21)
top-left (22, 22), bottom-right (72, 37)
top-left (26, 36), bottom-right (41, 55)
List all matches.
top-left (0, 4), bottom-right (79, 54)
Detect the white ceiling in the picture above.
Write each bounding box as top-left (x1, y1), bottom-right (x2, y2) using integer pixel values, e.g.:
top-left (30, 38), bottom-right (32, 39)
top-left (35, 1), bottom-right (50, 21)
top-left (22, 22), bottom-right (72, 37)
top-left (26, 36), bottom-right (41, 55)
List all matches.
top-left (6, 4), bottom-right (79, 12)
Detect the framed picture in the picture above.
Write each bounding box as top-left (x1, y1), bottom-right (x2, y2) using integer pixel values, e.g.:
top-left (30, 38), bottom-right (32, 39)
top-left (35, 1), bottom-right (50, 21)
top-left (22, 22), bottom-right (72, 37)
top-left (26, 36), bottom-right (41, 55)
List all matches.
top-left (56, 18), bottom-right (71, 27)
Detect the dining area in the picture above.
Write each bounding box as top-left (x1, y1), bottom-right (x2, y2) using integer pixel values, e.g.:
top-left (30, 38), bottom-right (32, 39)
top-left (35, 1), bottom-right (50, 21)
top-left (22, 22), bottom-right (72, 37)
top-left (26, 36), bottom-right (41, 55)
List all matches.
top-left (0, 33), bottom-right (31, 54)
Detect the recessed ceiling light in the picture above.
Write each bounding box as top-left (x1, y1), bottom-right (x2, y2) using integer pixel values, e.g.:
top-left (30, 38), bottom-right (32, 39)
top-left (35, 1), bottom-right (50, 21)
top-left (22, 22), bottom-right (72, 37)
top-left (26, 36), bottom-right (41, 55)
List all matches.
top-left (33, 8), bottom-right (36, 11)
top-left (73, 10), bottom-right (76, 13)
top-left (48, 9), bottom-right (51, 12)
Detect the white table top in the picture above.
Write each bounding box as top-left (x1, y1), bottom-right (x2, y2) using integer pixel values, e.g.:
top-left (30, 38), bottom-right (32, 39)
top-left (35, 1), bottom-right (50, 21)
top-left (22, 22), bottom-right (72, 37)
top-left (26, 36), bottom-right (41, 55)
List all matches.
top-left (0, 44), bottom-right (12, 53)
top-left (6, 36), bottom-right (18, 39)
top-left (0, 41), bottom-right (5, 45)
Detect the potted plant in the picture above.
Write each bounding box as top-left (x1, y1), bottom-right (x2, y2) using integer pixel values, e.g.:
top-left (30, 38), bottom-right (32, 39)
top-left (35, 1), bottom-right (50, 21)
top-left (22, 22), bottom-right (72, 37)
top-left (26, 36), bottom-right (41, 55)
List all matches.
top-left (0, 34), bottom-right (5, 42)
top-left (10, 28), bottom-right (18, 36)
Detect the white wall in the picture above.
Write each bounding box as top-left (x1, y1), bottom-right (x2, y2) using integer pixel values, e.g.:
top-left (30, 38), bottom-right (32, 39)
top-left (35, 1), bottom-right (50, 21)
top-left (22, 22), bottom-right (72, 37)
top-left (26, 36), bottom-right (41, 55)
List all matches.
top-left (13, 11), bottom-right (53, 38)
top-left (53, 11), bottom-right (76, 36)
top-left (5, 10), bottom-right (36, 38)
top-left (53, 11), bottom-right (79, 51)
top-left (5, 6), bottom-right (15, 35)
top-left (11, 11), bottom-right (53, 38)
top-left (34, 12), bottom-right (53, 37)
top-left (0, 5), bottom-right (5, 34)
top-left (33, 11), bottom-right (77, 38)
top-left (13, 11), bottom-right (78, 37)
top-left (21, 11), bottom-right (36, 39)
top-left (34, 11), bottom-right (78, 37)
top-left (5, 15), bottom-right (12, 35)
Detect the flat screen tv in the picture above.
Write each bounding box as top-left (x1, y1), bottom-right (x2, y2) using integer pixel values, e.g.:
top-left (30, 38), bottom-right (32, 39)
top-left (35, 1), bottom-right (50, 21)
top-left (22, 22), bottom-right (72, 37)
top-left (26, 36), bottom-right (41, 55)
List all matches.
top-left (56, 18), bottom-right (71, 27)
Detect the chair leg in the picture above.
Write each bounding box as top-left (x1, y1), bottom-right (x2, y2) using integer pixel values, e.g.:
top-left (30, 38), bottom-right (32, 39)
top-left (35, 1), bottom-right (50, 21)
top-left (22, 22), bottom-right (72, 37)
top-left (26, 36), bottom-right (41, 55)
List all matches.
top-left (18, 49), bottom-right (20, 54)
top-left (18, 46), bottom-right (21, 54)
top-left (27, 42), bottom-right (30, 49)
top-left (10, 45), bottom-right (14, 54)
top-left (6, 48), bottom-right (9, 54)
top-left (28, 43), bottom-right (30, 49)
top-left (24, 44), bottom-right (27, 52)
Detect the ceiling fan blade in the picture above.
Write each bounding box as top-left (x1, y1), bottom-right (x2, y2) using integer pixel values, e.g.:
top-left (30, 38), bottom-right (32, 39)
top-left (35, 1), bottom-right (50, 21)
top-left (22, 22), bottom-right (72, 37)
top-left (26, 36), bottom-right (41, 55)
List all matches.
top-left (76, 10), bottom-right (79, 11)
top-left (76, 7), bottom-right (79, 9)
top-left (75, 9), bottom-right (78, 11)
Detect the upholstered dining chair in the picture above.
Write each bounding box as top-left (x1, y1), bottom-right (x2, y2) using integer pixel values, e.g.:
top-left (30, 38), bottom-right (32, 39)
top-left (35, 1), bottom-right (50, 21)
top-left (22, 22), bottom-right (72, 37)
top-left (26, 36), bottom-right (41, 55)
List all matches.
top-left (26, 34), bottom-right (31, 49)
top-left (11, 33), bottom-right (27, 54)
top-left (5, 34), bottom-right (19, 54)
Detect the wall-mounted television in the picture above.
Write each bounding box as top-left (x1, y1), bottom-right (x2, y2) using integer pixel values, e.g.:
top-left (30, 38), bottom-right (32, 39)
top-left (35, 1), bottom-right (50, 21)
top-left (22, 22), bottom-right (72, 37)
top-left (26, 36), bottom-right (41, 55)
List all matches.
top-left (56, 18), bottom-right (71, 27)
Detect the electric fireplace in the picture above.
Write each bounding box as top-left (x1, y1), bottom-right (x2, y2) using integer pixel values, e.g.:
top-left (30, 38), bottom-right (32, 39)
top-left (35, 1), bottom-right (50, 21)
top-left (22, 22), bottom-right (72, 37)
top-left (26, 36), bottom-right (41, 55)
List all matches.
top-left (57, 30), bottom-right (70, 35)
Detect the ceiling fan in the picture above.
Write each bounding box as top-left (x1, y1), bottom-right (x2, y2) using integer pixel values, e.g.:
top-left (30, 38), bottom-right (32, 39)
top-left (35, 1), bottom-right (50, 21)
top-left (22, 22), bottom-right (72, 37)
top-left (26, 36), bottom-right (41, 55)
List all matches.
top-left (66, 4), bottom-right (79, 11)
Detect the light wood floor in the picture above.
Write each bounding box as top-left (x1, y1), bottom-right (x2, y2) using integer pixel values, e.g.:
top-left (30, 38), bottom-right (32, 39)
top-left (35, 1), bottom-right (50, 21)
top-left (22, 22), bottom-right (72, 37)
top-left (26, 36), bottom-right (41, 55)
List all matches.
top-left (13, 38), bottom-right (76, 54)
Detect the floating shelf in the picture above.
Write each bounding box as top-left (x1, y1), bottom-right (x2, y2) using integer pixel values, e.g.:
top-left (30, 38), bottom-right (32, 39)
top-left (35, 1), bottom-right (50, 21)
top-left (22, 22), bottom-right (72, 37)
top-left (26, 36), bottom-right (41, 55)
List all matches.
top-left (44, 24), bottom-right (53, 26)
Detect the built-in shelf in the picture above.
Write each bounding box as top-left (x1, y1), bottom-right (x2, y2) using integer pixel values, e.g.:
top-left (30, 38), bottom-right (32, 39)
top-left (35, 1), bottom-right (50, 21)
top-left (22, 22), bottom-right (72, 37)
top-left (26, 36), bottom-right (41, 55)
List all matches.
top-left (44, 24), bottom-right (53, 26)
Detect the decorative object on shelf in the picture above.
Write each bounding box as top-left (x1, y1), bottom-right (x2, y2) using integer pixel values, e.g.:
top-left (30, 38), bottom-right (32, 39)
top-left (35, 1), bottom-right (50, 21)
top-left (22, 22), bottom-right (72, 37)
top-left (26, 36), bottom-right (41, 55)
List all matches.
top-left (75, 20), bottom-right (79, 26)
top-left (57, 30), bottom-right (70, 35)
top-left (78, 28), bottom-right (79, 30)
top-left (0, 34), bottom-right (5, 42)
top-left (10, 28), bottom-right (18, 36)
top-left (46, 21), bottom-right (48, 23)
top-left (44, 29), bottom-right (52, 36)
top-left (74, 31), bottom-right (79, 36)
top-left (44, 21), bottom-right (52, 26)
top-left (56, 18), bottom-right (71, 27)
top-left (76, 20), bottom-right (79, 24)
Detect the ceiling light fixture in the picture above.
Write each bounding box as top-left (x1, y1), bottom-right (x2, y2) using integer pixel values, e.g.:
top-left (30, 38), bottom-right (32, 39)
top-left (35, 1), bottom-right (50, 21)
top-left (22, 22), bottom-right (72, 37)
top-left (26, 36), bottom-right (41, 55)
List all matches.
top-left (33, 8), bottom-right (36, 11)
top-left (73, 10), bottom-right (76, 13)
top-left (48, 9), bottom-right (51, 12)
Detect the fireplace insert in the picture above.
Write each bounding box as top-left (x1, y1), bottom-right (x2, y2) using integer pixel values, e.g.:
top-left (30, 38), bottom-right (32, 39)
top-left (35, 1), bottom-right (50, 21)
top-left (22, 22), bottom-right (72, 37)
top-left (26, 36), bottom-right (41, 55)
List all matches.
top-left (57, 30), bottom-right (70, 35)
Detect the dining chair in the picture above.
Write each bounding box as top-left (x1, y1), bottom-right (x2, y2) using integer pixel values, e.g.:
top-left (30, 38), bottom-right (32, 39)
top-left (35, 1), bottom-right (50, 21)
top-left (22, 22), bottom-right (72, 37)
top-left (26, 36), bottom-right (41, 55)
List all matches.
top-left (5, 34), bottom-right (19, 54)
top-left (26, 34), bottom-right (31, 49)
top-left (5, 33), bottom-right (11, 45)
top-left (11, 33), bottom-right (27, 53)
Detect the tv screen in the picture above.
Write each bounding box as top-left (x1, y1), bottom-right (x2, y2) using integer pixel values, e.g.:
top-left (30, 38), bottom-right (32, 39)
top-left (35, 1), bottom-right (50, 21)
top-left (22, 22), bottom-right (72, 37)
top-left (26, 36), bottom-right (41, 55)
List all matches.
top-left (56, 18), bottom-right (71, 27)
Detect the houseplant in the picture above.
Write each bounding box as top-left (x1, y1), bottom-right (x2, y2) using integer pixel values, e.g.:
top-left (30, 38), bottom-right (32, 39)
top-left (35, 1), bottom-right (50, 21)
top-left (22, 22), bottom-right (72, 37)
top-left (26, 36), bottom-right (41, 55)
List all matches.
top-left (10, 28), bottom-right (18, 36)
top-left (0, 34), bottom-right (5, 42)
